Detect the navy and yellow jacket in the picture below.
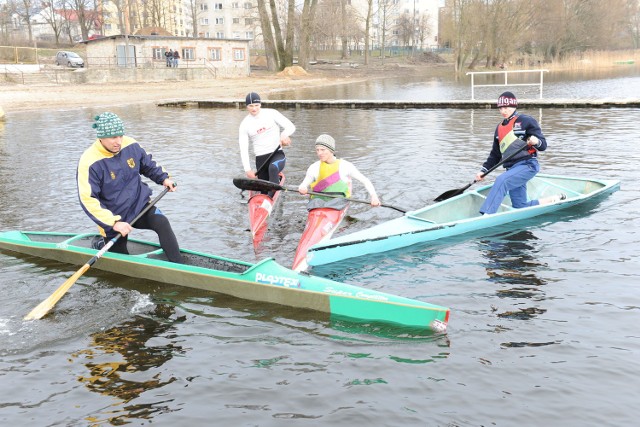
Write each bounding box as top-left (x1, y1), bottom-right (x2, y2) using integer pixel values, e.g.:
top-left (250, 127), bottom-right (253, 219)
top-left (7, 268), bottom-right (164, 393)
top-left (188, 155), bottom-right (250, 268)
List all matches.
top-left (481, 112), bottom-right (547, 172)
top-left (77, 136), bottom-right (169, 236)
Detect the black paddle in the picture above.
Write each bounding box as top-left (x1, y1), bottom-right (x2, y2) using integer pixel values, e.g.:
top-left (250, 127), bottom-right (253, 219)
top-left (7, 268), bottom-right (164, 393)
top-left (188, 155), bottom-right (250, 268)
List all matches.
top-left (233, 177), bottom-right (408, 213)
top-left (24, 185), bottom-right (173, 320)
top-left (434, 143), bottom-right (533, 202)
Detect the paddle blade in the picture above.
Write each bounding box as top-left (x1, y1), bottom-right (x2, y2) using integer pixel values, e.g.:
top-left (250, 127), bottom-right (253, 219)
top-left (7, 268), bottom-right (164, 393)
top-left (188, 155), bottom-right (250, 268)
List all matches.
top-left (233, 177), bottom-right (284, 193)
top-left (24, 264), bottom-right (90, 320)
top-left (434, 182), bottom-right (473, 202)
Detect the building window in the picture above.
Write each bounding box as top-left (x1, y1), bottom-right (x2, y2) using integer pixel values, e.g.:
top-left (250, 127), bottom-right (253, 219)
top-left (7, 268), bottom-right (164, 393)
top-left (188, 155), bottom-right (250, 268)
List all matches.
top-left (152, 47), bottom-right (165, 60)
top-left (245, 18), bottom-right (252, 25)
top-left (200, 18), bottom-right (209, 25)
top-left (233, 18), bottom-right (240, 24)
top-left (214, 3), bottom-right (223, 9)
top-left (183, 47), bottom-right (195, 60)
top-left (233, 48), bottom-right (245, 61)
top-left (244, 2), bottom-right (252, 9)
top-left (209, 48), bottom-right (222, 61)
top-left (216, 17), bottom-right (224, 24)
top-left (200, 3), bottom-right (208, 10)
top-left (233, 32), bottom-right (240, 38)
top-left (215, 32), bottom-right (224, 38)
top-left (232, 2), bottom-right (240, 8)
top-left (246, 31), bottom-right (254, 39)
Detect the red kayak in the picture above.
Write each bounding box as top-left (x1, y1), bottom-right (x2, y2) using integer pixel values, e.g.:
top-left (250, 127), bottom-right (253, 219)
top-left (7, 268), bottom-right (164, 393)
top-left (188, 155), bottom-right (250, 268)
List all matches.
top-left (248, 173), bottom-right (284, 250)
top-left (291, 204), bottom-right (349, 272)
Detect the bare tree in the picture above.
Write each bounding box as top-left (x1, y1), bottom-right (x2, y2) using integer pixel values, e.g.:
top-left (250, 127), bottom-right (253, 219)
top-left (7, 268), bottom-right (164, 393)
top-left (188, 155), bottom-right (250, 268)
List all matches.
top-left (297, 0), bottom-right (319, 69)
top-left (185, 0), bottom-right (201, 38)
top-left (628, 0), bottom-right (640, 48)
top-left (415, 12), bottom-right (432, 50)
top-left (42, 0), bottom-right (65, 44)
top-left (363, 0), bottom-right (373, 64)
top-left (396, 12), bottom-right (414, 49)
top-left (14, 0), bottom-right (35, 43)
top-left (0, 0), bottom-right (18, 45)
top-left (377, 0), bottom-right (398, 64)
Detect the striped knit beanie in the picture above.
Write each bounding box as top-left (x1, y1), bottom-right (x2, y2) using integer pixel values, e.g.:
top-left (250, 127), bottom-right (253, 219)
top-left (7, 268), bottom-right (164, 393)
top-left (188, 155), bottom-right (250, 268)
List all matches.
top-left (93, 112), bottom-right (125, 138)
top-left (315, 134), bottom-right (335, 153)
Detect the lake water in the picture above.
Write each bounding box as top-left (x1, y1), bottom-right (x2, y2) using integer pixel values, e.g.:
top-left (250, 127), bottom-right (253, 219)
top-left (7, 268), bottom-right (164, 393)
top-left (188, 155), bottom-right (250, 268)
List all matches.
top-left (0, 68), bottom-right (639, 426)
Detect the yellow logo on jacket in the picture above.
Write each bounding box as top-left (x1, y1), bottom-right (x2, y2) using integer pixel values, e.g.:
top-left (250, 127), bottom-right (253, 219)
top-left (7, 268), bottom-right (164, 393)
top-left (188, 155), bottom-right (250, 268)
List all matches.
top-left (110, 171), bottom-right (116, 180)
top-left (127, 158), bottom-right (136, 168)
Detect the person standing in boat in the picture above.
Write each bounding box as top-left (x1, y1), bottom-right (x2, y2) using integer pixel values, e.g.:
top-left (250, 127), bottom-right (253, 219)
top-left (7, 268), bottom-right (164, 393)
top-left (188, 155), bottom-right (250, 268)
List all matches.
top-left (475, 91), bottom-right (563, 215)
top-left (77, 112), bottom-right (183, 263)
top-left (238, 92), bottom-right (295, 190)
top-left (298, 134), bottom-right (381, 209)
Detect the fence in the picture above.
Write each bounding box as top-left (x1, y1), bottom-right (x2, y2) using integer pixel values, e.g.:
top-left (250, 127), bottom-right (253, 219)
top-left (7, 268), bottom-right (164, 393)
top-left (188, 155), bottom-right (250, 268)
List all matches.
top-left (0, 46), bottom-right (39, 64)
top-left (466, 69), bottom-right (549, 100)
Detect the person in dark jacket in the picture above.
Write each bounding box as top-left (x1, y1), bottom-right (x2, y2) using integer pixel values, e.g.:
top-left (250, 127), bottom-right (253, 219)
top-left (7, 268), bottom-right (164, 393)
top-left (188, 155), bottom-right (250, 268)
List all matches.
top-left (475, 91), bottom-right (564, 214)
top-left (172, 50), bottom-right (180, 67)
top-left (77, 112), bottom-right (182, 263)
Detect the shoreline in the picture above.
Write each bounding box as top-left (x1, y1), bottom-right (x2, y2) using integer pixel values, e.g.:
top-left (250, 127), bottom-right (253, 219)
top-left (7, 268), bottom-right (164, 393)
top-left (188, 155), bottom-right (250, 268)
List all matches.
top-left (0, 62), bottom-right (443, 113)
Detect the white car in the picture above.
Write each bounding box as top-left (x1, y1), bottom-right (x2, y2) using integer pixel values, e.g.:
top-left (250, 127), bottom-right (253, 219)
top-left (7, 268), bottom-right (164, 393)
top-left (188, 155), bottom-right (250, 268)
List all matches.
top-left (55, 51), bottom-right (84, 68)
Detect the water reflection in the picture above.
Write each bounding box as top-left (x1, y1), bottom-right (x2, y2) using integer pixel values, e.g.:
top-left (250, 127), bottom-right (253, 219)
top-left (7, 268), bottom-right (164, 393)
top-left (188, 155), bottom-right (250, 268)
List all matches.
top-left (72, 305), bottom-right (185, 423)
top-left (478, 229), bottom-right (547, 320)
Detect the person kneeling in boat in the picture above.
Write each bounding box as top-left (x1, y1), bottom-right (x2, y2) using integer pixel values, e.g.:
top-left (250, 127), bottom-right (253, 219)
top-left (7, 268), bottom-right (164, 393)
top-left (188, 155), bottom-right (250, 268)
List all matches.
top-left (475, 91), bottom-right (564, 215)
top-left (298, 134), bottom-right (381, 209)
top-left (77, 112), bottom-right (183, 263)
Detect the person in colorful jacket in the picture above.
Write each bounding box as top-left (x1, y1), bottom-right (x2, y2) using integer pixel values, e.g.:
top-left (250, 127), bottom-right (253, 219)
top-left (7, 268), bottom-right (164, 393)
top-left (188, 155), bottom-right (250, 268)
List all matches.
top-left (77, 112), bottom-right (182, 263)
top-left (297, 134), bottom-right (380, 209)
top-left (238, 92), bottom-right (295, 191)
top-left (475, 91), bottom-right (563, 215)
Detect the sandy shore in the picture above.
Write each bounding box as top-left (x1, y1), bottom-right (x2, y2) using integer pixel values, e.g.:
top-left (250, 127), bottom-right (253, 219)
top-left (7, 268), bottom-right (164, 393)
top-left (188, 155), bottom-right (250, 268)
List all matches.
top-left (0, 62), bottom-right (447, 112)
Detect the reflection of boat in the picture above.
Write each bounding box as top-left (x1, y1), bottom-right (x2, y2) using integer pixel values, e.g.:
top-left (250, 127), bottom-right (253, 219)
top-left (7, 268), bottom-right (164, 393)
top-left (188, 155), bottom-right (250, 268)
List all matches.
top-left (247, 173), bottom-right (284, 249)
top-left (307, 174), bottom-right (620, 267)
top-left (0, 230), bottom-right (449, 331)
top-left (292, 205), bottom-right (349, 272)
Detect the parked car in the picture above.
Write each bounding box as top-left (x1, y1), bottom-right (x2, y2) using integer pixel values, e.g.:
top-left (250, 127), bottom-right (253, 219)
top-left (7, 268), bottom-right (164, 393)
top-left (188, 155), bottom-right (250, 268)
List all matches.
top-left (55, 51), bottom-right (84, 68)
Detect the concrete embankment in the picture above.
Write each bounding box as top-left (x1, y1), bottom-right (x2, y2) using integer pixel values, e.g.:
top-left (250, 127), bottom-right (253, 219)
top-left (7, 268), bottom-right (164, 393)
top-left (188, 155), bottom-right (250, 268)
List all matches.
top-left (158, 99), bottom-right (640, 110)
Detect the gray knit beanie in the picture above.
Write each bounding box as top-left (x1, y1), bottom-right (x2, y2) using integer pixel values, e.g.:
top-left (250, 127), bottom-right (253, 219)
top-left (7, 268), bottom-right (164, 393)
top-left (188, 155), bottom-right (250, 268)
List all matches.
top-left (315, 134), bottom-right (336, 153)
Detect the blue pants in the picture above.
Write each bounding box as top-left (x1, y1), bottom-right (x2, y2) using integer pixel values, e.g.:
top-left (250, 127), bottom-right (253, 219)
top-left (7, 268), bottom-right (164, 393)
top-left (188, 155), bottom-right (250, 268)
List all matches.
top-left (480, 159), bottom-right (540, 214)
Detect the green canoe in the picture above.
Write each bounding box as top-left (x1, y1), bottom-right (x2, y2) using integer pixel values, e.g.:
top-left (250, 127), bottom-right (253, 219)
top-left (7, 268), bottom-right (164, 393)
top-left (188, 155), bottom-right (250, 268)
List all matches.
top-left (0, 230), bottom-right (449, 332)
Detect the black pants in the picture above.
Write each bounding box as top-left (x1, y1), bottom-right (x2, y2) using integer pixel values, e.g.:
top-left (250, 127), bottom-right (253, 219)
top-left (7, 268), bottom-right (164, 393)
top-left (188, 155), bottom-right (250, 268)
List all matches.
top-left (104, 206), bottom-right (183, 263)
top-left (255, 150), bottom-right (286, 196)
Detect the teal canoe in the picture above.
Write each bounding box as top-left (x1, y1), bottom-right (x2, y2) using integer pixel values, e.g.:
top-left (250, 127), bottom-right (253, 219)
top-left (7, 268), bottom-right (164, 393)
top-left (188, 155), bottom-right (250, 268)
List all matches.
top-left (307, 174), bottom-right (620, 267)
top-left (0, 230), bottom-right (449, 331)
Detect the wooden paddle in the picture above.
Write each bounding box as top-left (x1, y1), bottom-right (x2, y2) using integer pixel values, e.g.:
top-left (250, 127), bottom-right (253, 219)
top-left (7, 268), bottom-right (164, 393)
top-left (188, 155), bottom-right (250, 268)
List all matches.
top-left (233, 177), bottom-right (408, 213)
top-left (434, 143), bottom-right (533, 202)
top-left (24, 186), bottom-right (173, 321)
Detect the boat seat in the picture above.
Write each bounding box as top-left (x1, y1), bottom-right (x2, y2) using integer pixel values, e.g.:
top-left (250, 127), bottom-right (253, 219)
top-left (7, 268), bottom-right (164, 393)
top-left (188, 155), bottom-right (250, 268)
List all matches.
top-left (411, 193), bottom-right (514, 223)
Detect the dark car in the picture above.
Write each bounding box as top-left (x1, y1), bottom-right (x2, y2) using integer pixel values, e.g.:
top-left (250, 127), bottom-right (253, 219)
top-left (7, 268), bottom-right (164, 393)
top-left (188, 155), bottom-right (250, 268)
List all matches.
top-left (55, 51), bottom-right (84, 68)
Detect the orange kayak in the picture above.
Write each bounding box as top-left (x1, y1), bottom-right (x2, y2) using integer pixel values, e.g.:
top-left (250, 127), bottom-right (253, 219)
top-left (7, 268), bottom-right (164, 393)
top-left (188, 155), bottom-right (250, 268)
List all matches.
top-left (248, 173), bottom-right (284, 250)
top-left (291, 204), bottom-right (349, 272)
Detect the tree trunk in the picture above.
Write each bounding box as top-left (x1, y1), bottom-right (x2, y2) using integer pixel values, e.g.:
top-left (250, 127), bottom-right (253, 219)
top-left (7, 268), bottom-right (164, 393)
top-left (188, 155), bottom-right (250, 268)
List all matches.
top-left (364, 0), bottom-right (373, 65)
top-left (298, 0), bottom-right (318, 69)
top-left (257, 0), bottom-right (278, 71)
top-left (268, 0), bottom-right (286, 70)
